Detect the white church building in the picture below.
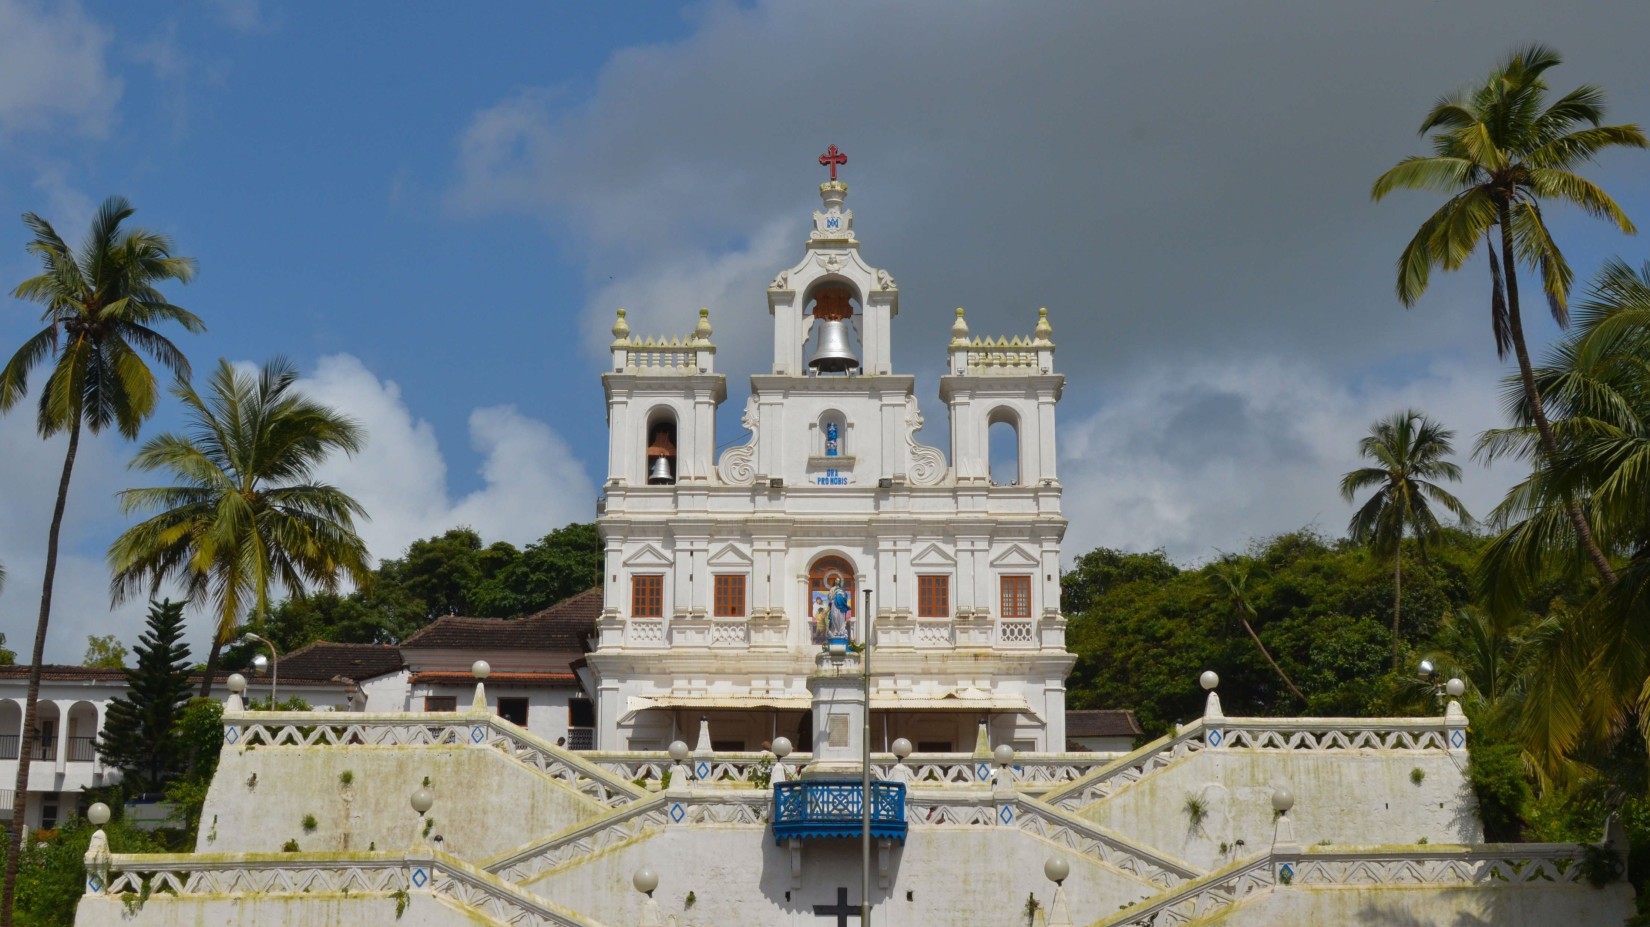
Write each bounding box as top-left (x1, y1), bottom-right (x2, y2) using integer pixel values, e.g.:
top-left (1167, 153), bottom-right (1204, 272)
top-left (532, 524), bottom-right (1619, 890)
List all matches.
top-left (591, 167), bottom-right (1072, 754)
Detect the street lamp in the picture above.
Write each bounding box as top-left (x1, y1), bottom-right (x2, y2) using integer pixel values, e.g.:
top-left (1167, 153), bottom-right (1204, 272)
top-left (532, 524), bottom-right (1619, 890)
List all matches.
top-left (240, 632), bottom-right (279, 705)
top-left (861, 585), bottom-right (873, 927)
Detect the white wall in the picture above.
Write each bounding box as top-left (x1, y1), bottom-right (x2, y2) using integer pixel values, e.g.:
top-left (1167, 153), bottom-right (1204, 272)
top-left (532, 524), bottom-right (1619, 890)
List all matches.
top-left (1082, 749), bottom-right (1480, 870)
top-left (199, 745), bottom-right (605, 858)
top-left (526, 823), bottom-right (1160, 927)
top-left (75, 891), bottom-right (483, 927)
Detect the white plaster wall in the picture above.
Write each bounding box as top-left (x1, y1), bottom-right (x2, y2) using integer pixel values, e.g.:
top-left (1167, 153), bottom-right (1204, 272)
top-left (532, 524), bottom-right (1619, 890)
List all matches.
top-left (199, 746), bottom-right (604, 859)
top-left (1081, 750), bottom-right (1479, 871)
top-left (1188, 883), bottom-right (1634, 926)
top-left (526, 824), bottom-right (1160, 927)
top-left (74, 890), bottom-right (487, 927)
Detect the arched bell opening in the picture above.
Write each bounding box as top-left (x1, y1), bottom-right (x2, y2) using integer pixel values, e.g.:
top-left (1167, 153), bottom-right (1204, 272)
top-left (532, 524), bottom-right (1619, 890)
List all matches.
top-left (987, 408), bottom-right (1021, 487)
top-left (645, 408), bottom-right (678, 486)
top-left (804, 281), bottom-right (862, 375)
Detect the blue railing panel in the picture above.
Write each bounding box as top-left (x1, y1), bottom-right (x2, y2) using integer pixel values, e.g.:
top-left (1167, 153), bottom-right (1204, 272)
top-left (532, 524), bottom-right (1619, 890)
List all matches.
top-left (772, 779), bottom-right (907, 843)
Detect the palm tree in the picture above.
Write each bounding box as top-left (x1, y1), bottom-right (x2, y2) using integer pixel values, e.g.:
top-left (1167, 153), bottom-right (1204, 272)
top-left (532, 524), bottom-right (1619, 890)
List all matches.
top-left (108, 357), bottom-right (373, 698)
top-left (1341, 410), bottom-right (1472, 670)
top-left (1476, 258), bottom-right (1650, 781)
top-left (0, 196), bottom-right (199, 926)
top-left (1207, 556), bottom-right (1305, 703)
top-left (1372, 44), bottom-right (1646, 586)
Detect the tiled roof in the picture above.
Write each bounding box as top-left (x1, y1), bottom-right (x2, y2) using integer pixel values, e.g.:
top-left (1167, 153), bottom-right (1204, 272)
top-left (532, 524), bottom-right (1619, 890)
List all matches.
top-left (409, 672), bottom-right (577, 686)
top-left (0, 665), bottom-right (130, 683)
top-left (400, 587), bottom-right (602, 652)
top-left (1065, 709), bottom-right (1144, 738)
top-left (274, 642), bottom-right (405, 683)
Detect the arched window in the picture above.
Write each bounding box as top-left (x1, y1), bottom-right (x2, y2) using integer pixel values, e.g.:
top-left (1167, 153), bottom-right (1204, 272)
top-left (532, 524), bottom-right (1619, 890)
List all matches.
top-left (808, 555), bottom-right (857, 644)
top-left (988, 408), bottom-right (1021, 486)
top-left (645, 407), bottom-right (677, 485)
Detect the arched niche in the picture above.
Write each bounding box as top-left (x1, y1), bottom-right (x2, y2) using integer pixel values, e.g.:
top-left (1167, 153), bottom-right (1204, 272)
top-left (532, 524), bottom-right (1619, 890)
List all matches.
top-left (816, 409), bottom-right (849, 459)
top-left (807, 554), bottom-right (858, 644)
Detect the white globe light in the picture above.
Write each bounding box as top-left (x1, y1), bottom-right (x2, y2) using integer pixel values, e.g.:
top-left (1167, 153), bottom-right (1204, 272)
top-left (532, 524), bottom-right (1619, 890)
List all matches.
top-left (87, 802), bottom-right (111, 826)
top-left (1446, 678), bottom-right (1466, 698)
top-left (632, 865), bottom-right (659, 895)
top-left (668, 740), bottom-right (690, 762)
top-left (771, 737), bottom-right (793, 759)
top-left (471, 660), bottom-right (491, 680)
top-left (891, 738), bottom-right (913, 760)
top-left (993, 743), bottom-right (1016, 766)
top-left (410, 789), bottom-right (434, 815)
top-left (251, 654), bottom-right (269, 674)
top-left (1271, 787), bottom-right (1294, 813)
top-left (1200, 670), bottom-right (1220, 691)
top-left (1419, 659), bottom-right (1435, 676)
top-left (227, 673), bottom-right (247, 694)
top-left (1044, 856), bottom-right (1070, 885)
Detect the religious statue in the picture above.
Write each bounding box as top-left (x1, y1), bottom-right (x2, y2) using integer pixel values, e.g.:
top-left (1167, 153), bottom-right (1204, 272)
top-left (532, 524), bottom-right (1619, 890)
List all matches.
top-left (826, 580), bottom-right (852, 639)
top-left (825, 421), bottom-right (840, 457)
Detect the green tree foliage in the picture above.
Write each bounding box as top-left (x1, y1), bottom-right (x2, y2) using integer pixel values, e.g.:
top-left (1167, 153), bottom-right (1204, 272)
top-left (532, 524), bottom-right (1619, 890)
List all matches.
top-left (243, 523), bottom-right (603, 653)
top-left (0, 196), bottom-right (201, 925)
top-left (1341, 409), bottom-right (1471, 669)
top-left (0, 636), bottom-right (13, 666)
top-left (96, 600), bottom-right (193, 791)
top-left (1064, 530), bottom-right (1482, 738)
top-left (7, 818), bottom-right (166, 927)
top-left (107, 357), bottom-right (373, 697)
top-left (1373, 44), bottom-right (1647, 585)
top-left (81, 634), bottom-right (127, 669)
top-left (1474, 258), bottom-right (1650, 785)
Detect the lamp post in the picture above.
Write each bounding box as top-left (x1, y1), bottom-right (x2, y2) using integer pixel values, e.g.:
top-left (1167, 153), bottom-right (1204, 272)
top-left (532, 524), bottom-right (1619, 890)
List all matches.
top-left (241, 632), bottom-right (279, 705)
top-left (861, 585), bottom-right (873, 927)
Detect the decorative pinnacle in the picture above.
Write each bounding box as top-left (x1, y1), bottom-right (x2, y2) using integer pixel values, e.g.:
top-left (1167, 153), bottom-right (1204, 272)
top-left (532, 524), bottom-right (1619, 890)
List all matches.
top-left (1033, 307), bottom-right (1053, 343)
top-left (950, 307), bottom-right (969, 345)
top-left (611, 308), bottom-right (630, 342)
top-left (694, 307), bottom-right (713, 341)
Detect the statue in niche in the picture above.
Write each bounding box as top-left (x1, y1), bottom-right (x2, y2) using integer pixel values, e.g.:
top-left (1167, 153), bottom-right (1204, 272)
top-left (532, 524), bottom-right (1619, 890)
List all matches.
top-left (811, 579), bottom-right (854, 643)
top-left (825, 420), bottom-right (840, 457)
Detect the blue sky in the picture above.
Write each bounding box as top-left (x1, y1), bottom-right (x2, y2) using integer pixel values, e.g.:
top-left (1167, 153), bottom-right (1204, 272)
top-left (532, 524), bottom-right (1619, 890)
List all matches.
top-left (3, 1), bottom-right (1650, 660)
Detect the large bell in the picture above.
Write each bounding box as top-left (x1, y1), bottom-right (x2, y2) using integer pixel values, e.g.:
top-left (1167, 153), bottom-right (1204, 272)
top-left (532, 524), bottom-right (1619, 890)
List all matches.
top-left (807, 318), bottom-right (860, 373)
top-left (646, 429), bottom-right (677, 485)
top-left (648, 455), bottom-right (675, 485)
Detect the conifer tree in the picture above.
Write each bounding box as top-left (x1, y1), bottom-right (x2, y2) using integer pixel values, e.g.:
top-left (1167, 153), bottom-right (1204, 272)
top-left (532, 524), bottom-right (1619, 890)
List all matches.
top-left (96, 600), bottom-right (193, 790)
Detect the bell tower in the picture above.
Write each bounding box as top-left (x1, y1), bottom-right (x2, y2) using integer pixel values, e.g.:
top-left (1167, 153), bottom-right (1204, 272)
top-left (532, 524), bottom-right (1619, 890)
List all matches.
top-left (767, 150), bottom-right (898, 377)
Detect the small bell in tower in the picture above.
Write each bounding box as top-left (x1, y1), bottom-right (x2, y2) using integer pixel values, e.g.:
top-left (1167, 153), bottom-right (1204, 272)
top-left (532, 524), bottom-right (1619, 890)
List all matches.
top-left (806, 284), bottom-right (860, 374)
top-left (646, 428), bottom-right (677, 485)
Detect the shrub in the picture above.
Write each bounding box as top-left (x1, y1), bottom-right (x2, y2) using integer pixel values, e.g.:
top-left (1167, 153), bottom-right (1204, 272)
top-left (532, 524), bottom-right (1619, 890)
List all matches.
top-left (301, 813), bottom-right (318, 834)
top-left (1468, 741), bottom-right (1530, 842)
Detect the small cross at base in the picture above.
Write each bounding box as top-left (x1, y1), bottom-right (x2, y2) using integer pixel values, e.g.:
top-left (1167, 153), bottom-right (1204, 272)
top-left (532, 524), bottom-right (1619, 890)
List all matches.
top-left (813, 886), bottom-right (861, 926)
top-left (819, 144), bottom-right (847, 182)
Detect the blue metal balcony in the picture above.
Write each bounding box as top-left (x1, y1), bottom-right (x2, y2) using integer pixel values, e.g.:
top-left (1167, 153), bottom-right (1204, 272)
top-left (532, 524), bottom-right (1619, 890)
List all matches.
top-left (772, 779), bottom-right (907, 843)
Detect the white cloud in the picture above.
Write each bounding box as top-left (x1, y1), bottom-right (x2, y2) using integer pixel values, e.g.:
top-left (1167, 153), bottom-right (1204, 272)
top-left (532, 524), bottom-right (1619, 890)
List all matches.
top-left (0, 353), bottom-right (596, 662)
top-left (1059, 354), bottom-right (1517, 564)
top-left (299, 354), bottom-right (598, 562)
top-left (204, 0), bottom-right (269, 34)
top-left (0, 0), bottom-right (120, 137)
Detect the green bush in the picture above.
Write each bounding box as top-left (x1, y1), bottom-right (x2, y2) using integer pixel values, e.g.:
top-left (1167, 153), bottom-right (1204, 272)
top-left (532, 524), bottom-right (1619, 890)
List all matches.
top-left (1468, 741), bottom-right (1530, 842)
top-left (7, 817), bottom-right (165, 927)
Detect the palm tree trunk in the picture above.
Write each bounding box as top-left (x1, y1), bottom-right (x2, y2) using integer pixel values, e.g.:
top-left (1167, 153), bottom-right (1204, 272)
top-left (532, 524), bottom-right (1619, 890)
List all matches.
top-left (1391, 550), bottom-right (1403, 672)
top-left (197, 635), bottom-right (223, 699)
top-left (2, 418), bottom-right (81, 927)
top-left (1241, 618), bottom-right (1307, 703)
top-left (1497, 209), bottom-right (1618, 586)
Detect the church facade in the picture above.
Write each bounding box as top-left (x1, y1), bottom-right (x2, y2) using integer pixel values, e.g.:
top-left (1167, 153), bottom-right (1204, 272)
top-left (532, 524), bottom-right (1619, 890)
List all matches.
top-left (588, 166), bottom-right (1074, 753)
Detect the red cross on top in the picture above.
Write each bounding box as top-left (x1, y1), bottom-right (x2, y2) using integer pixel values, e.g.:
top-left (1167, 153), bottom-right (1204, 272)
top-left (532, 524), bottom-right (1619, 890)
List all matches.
top-left (818, 144), bottom-right (847, 182)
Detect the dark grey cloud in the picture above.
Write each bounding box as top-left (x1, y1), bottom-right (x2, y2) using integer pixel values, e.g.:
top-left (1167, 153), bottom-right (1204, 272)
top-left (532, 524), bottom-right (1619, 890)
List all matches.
top-left (444, 0), bottom-right (1650, 559)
